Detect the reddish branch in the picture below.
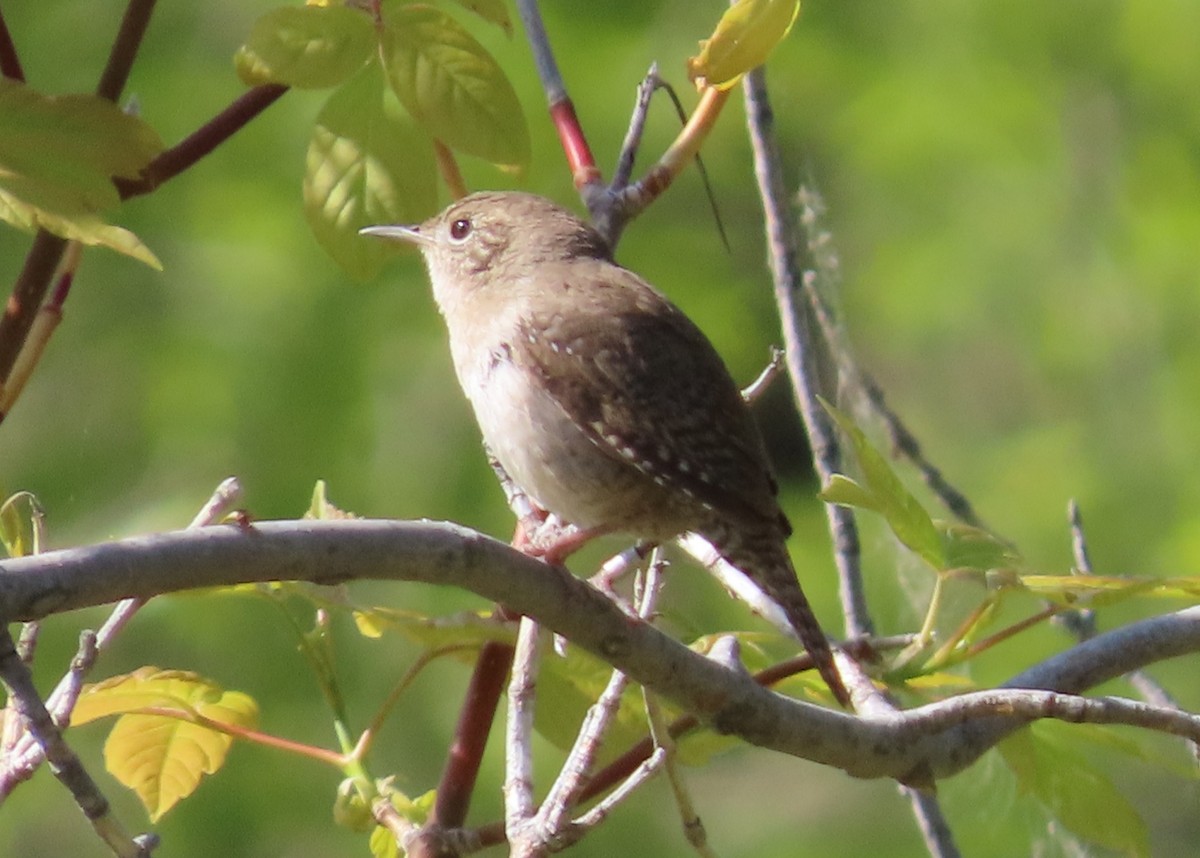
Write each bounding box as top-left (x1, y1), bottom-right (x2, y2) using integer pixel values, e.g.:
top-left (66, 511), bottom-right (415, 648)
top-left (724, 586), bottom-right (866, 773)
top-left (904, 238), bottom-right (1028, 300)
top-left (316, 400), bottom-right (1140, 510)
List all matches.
top-left (0, 233), bottom-right (69, 398)
top-left (549, 98), bottom-right (599, 190)
top-left (95, 0), bottom-right (157, 102)
top-left (116, 84), bottom-right (289, 200)
top-left (0, 9), bottom-right (24, 81)
top-left (429, 641), bottom-right (514, 828)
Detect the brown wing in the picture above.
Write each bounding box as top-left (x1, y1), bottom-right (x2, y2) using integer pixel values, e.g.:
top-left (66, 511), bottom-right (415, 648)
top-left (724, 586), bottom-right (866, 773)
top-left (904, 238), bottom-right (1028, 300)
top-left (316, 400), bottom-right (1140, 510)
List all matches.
top-left (513, 261), bottom-right (789, 534)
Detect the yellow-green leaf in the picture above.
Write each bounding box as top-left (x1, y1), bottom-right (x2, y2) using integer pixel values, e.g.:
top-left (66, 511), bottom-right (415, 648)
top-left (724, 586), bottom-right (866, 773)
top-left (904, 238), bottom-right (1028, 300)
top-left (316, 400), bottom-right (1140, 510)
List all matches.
top-left (305, 61), bottom-right (440, 280)
top-left (74, 668), bottom-right (259, 821)
top-left (0, 77), bottom-right (162, 217)
top-left (939, 521), bottom-right (1021, 572)
top-left (369, 823), bottom-right (400, 858)
top-left (368, 789), bottom-right (435, 857)
top-left (235, 5), bottom-right (374, 90)
top-left (304, 479), bottom-right (359, 520)
top-left (351, 604), bottom-right (512, 650)
top-left (0, 190), bottom-right (162, 269)
top-left (0, 491), bottom-right (42, 558)
top-left (820, 402), bottom-right (945, 569)
top-left (687, 0), bottom-right (800, 90)
top-left (379, 2), bottom-right (530, 169)
top-left (1018, 574), bottom-right (1200, 605)
top-left (999, 723), bottom-right (1149, 857)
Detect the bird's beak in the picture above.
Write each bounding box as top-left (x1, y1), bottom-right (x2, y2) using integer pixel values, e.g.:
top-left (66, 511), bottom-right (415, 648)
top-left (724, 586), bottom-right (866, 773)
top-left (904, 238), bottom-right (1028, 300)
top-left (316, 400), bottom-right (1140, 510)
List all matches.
top-left (359, 224), bottom-right (432, 246)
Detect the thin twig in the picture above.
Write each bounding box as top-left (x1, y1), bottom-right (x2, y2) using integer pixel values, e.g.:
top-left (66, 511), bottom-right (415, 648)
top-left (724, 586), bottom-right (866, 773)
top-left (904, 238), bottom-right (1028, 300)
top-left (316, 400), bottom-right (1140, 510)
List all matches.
top-left (116, 84), bottom-right (288, 200)
top-left (514, 0), bottom-right (599, 191)
top-left (612, 64), bottom-right (660, 190)
top-left (0, 232), bottom-right (69, 409)
top-left (608, 67), bottom-right (728, 251)
top-left (795, 188), bottom-right (987, 530)
top-left (503, 617), bottom-right (543, 848)
top-left (903, 789), bottom-right (961, 858)
top-left (95, 0), bottom-right (157, 102)
top-left (0, 629), bottom-right (149, 857)
top-left (1059, 501), bottom-right (1188, 755)
top-left (741, 67), bottom-right (873, 639)
top-left (740, 346), bottom-right (785, 405)
top-left (538, 550), bottom-right (669, 846)
top-left (0, 243), bottom-right (82, 417)
top-left (0, 9), bottom-right (25, 81)
top-left (642, 622), bottom-right (716, 858)
top-left (0, 479), bottom-right (243, 795)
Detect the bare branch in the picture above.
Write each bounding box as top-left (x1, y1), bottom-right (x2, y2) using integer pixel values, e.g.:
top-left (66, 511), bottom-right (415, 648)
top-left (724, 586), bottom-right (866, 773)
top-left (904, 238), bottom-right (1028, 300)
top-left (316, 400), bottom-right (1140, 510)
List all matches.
top-left (1, 520), bottom-right (1197, 786)
top-left (504, 616), bottom-right (543, 852)
top-left (0, 629), bottom-right (149, 856)
top-left (741, 67), bottom-right (872, 641)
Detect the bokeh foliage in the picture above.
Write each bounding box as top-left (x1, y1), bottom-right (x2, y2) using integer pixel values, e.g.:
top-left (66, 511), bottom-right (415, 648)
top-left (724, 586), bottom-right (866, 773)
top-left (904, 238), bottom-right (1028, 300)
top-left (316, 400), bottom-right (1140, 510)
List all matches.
top-left (2, 1), bottom-right (1199, 856)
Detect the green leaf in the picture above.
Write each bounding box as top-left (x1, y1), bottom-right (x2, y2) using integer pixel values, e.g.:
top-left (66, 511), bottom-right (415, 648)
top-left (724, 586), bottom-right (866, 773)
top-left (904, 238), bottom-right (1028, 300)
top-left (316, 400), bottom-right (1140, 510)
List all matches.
top-left (0, 78), bottom-right (163, 268)
top-left (0, 78), bottom-right (162, 216)
top-left (939, 521), bottom-right (1021, 572)
top-left (74, 667), bottom-right (259, 822)
top-left (379, 2), bottom-right (530, 169)
top-left (0, 492), bottom-right (42, 558)
top-left (999, 723), bottom-right (1150, 857)
top-left (446, 0), bottom-right (514, 37)
top-left (687, 0), bottom-right (800, 90)
top-left (235, 5), bottom-right (374, 90)
top-left (1017, 574), bottom-right (1200, 605)
top-left (351, 604), bottom-right (512, 650)
top-left (820, 402), bottom-right (946, 569)
top-left (304, 61), bottom-right (439, 280)
top-left (304, 479), bottom-right (359, 520)
top-left (0, 191), bottom-right (162, 269)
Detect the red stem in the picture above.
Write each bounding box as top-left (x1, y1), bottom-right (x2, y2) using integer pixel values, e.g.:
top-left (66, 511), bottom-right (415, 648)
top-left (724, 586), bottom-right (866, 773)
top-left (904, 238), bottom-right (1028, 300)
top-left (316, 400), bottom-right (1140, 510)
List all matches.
top-left (0, 233), bottom-right (68, 394)
top-left (0, 9), bottom-right (25, 81)
top-left (429, 641), bottom-right (514, 827)
top-left (549, 98), bottom-right (600, 190)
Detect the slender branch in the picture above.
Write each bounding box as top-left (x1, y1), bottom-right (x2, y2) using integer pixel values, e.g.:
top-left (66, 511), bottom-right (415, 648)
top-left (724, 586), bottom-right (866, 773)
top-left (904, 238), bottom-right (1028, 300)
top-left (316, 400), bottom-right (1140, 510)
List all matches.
top-left (0, 629), bottom-right (148, 857)
top-left (0, 479), bottom-right (241, 794)
top-left (433, 139), bottom-right (468, 200)
top-left (741, 67), bottom-right (873, 639)
top-left (430, 641), bottom-right (514, 828)
top-left (612, 65), bottom-right (659, 190)
top-left (1, 520), bottom-right (1197, 784)
top-left (904, 789), bottom-right (961, 858)
top-left (1060, 501), bottom-right (1185, 746)
top-left (0, 9), bottom-right (24, 81)
top-left (514, 0), bottom-right (599, 190)
top-left (116, 84), bottom-right (289, 200)
top-left (534, 550), bottom-right (667, 848)
top-left (504, 616), bottom-right (544, 855)
top-left (793, 188), bottom-right (989, 531)
top-left (95, 0), bottom-right (157, 102)
top-left (0, 242), bottom-right (81, 418)
top-left (0, 232), bottom-right (69, 409)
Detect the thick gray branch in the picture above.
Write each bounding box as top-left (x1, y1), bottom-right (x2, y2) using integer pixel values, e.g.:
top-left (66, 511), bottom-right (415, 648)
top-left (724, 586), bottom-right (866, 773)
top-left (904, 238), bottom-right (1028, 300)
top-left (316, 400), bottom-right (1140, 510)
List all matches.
top-left (1, 520), bottom-right (1196, 781)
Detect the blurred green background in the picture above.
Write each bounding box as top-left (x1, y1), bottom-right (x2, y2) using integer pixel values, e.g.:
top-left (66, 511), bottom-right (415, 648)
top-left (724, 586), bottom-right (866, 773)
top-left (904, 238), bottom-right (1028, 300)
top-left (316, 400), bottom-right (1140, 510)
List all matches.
top-left (3, 1), bottom-right (1199, 855)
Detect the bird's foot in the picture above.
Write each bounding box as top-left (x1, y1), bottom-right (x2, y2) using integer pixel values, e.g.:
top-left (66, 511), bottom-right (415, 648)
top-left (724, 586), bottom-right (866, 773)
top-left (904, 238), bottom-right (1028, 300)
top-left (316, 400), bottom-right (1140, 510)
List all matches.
top-left (517, 519), bottom-right (613, 566)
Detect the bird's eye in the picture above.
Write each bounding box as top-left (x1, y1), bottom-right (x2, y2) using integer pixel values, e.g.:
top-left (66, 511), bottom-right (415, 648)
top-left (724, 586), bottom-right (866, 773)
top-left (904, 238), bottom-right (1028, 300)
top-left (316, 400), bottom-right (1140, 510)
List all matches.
top-left (449, 218), bottom-right (472, 241)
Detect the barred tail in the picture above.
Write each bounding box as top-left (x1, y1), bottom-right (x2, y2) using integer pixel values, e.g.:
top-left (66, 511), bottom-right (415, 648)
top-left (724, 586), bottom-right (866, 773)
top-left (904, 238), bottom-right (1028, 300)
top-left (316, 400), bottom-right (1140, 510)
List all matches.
top-left (710, 528), bottom-right (851, 707)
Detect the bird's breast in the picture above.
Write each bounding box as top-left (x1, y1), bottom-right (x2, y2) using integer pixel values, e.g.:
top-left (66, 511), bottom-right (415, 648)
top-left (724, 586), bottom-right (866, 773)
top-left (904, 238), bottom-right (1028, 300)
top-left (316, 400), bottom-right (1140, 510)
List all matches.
top-left (453, 335), bottom-right (691, 539)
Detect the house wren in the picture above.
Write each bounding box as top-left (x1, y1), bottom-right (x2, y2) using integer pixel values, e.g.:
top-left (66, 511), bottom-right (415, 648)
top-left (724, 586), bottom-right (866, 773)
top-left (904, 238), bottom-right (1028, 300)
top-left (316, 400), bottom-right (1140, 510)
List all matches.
top-left (363, 192), bottom-right (848, 706)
